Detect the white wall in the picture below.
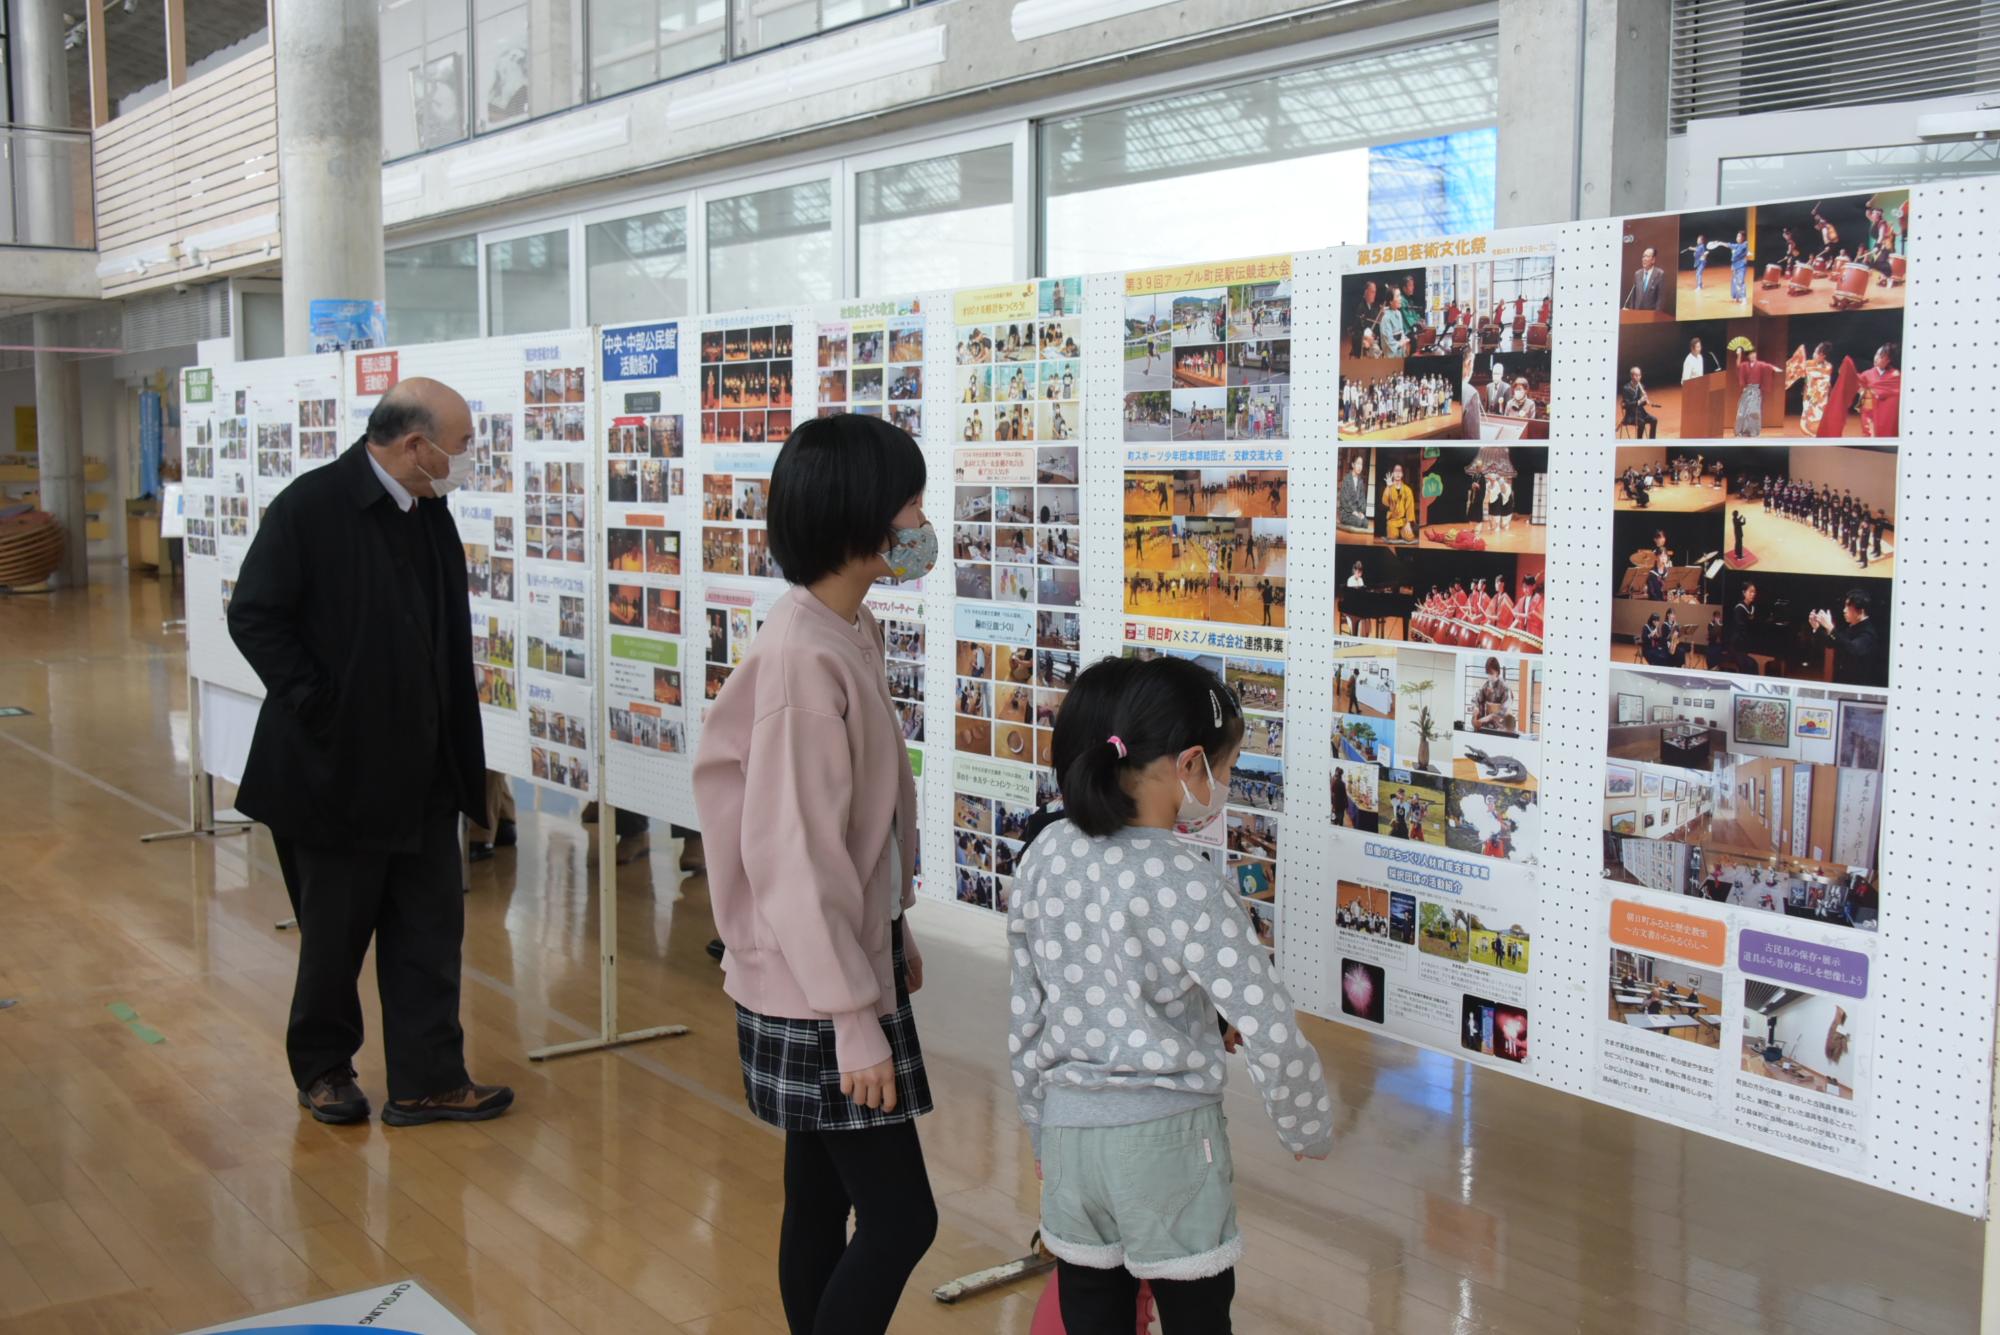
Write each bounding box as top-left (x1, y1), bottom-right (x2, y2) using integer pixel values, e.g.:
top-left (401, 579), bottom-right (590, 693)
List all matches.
top-left (1768, 991), bottom-right (1859, 1092)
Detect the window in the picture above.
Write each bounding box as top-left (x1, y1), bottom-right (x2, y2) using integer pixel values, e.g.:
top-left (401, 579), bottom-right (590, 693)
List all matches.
top-left (386, 236), bottom-right (482, 345)
top-left (706, 178), bottom-right (834, 312)
top-left (1719, 141), bottom-right (2000, 204)
top-left (1039, 36), bottom-right (1499, 273)
top-left (856, 144), bottom-right (1014, 297)
top-left (241, 291), bottom-right (285, 361)
top-left (588, 0), bottom-right (727, 100)
top-left (381, 0), bottom-right (470, 160)
top-left (487, 229), bottom-right (574, 334)
top-left (734, 0), bottom-right (905, 55)
top-left (183, 0), bottom-right (269, 82)
top-left (102, 0), bottom-right (170, 120)
top-left (587, 206), bottom-right (690, 325)
top-left (473, 0), bottom-right (582, 133)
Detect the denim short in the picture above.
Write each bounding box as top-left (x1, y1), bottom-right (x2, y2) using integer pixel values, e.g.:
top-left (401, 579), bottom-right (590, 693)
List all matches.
top-left (1038, 1104), bottom-right (1242, 1281)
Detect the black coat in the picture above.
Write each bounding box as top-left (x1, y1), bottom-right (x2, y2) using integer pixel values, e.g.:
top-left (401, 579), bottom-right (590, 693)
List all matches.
top-left (1823, 617), bottom-right (1888, 688)
top-left (228, 439), bottom-right (486, 851)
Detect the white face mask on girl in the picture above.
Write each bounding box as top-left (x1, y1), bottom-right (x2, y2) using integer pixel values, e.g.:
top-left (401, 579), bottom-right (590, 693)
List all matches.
top-left (1175, 750), bottom-right (1227, 828)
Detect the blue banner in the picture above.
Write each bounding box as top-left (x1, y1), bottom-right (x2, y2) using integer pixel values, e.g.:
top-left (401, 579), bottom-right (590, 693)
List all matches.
top-left (601, 322), bottom-right (680, 382)
top-left (140, 390), bottom-right (162, 498)
top-left (308, 299), bottom-right (386, 353)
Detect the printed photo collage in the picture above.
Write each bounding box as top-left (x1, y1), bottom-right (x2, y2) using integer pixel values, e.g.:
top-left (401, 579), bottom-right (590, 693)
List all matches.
top-left (524, 457), bottom-right (591, 565)
top-left (1329, 639), bottom-right (1544, 867)
top-left (472, 609), bottom-right (518, 711)
top-left (1602, 667), bottom-right (1885, 933)
top-left (949, 605), bottom-right (1082, 912)
top-left (218, 393), bottom-right (248, 463)
top-left (1334, 443), bottom-right (1547, 655)
top-left (184, 417), bottom-right (215, 481)
top-left (1334, 880), bottom-right (1533, 1067)
top-left (1339, 239), bottom-right (1556, 442)
top-left (607, 412), bottom-right (685, 507)
top-left (523, 365), bottom-right (589, 443)
top-left (1123, 269), bottom-right (1290, 444)
top-left (702, 592), bottom-right (769, 703)
top-left (700, 322), bottom-right (796, 586)
top-left (1120, 637), bottom-right (1285, 953)
top-left (255, 419), bottom-right (294, 480)
top-left (469, 411), bottom-right (515, 495)
top-left (297, 394), bottom-right (341, 463)
top-left (528, 700), bottom-right (593, 793)
top-left (1616, 191), bottom-right (1907, 441)
top-left (1610, 443), bottom-right (1896, 690)
top-left (819, 311), bottom-right (925, 439)
top-left (955, 276), bottom-right (1083, 446)
top-left (606, 392), bottom-right (690, 759)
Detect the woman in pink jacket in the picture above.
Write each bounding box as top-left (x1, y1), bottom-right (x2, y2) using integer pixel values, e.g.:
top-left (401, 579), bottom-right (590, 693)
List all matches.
top-left (694, 413), bottom-right (937, 1335)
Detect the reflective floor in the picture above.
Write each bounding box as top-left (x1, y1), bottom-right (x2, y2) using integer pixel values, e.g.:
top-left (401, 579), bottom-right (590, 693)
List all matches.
top-left (0, 570), bottom-right (1979, 1334)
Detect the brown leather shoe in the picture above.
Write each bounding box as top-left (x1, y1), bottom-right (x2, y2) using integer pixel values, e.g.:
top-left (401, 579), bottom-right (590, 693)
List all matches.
top-left (298, 1067), bottom-right (370, 1125)
top-left (616, 831), bottom-right (651, 865)
top-left (381, 1081), bottom-right (515, 1127)
top-left (678, 834), bottom-right (706, 873)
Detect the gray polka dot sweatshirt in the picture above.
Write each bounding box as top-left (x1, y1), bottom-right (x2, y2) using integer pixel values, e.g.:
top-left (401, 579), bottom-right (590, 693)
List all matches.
top-left (1007, 821), bottom-right (1333, 1158)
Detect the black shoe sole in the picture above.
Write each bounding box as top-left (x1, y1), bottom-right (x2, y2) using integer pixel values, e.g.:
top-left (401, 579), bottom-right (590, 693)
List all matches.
top-left (469, 844), bottom-right (495, 863)
top-left (705, 939), bottom-right (725, 962)
top-left (382, 1090), bottom-right (515, 1127)
top-left (299, 1091), bottom-right (370, 1125)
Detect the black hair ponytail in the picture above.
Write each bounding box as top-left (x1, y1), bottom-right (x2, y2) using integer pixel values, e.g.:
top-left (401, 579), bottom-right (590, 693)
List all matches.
top-left (1056, 654), bottom-right (1245, 837)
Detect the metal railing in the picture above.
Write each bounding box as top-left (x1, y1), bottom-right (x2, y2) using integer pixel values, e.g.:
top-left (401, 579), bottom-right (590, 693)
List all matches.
top-left (0, 124), bottom-right (96, 249)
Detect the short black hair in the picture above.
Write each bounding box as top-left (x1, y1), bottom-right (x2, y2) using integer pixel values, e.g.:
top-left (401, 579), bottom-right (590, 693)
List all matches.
top-left (1057, 654), bottom-right (1245, 837)
top-left (1845, 588), bottom-right (1873, 617)
top-left (366, 388), bottom-right (436, 445)
top-left (767, 414), bottom-right (927, 586)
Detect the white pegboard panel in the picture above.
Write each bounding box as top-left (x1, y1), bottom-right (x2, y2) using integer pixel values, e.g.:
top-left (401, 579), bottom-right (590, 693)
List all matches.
top-left (1077, 271), bottom-right (1127, 679)
top-left (1279, 244), bottom-right (1343, 1021)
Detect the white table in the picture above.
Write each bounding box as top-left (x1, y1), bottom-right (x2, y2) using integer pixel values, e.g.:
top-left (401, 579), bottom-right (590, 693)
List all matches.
top-left (1624, 1014), bottom-right (1702, 1030)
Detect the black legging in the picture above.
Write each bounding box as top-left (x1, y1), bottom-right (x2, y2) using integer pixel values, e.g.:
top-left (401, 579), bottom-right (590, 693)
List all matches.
top-left (780, 1120), bottom-right (938, 1335)
top-left (1057, 1258), bottom-right (1236, 1333)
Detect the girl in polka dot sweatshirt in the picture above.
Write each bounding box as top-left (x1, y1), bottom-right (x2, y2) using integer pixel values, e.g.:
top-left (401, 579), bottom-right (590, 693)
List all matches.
top-left (1007, 655), bottom-right (1329, 1315)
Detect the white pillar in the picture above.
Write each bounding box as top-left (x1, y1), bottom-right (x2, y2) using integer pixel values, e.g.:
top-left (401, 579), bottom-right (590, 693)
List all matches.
top-left (274, 0), bottom-right (385, 356)
top-left (10, 0), bottom-right (78, 246)
top-left (1496, 0), bottom-right (1670, 226)
top-left (33, 311), bottom-right (87, 587)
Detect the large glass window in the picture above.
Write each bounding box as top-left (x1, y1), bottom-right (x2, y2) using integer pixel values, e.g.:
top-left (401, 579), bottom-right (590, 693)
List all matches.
top-left (588, 0), bottom-right (727, 100)
top-left (102, 0), bottom-right (170, 119)
top-left (587, 206), bottom-right (690, 325)
top-left (487, 229), bottom-right (573, 334)
top-left (1719, 141), bottom-right (2000, 203)
top-left (381, 0), bottom-right (470, 160)
top-left (1039, 36), bottom-right (1499, 274)
top-left (706, 179), bottom-right (834, 312)
top-left (856, 144), bottom-right (1013, 297)
top-left (474, 0), bottom-right (582, 133)
top-left (386, 236), bottom-right (482, 345)
top-left (735, 0), bottom-right (904, 55)
top-left (184, 0), bottom-right (270, 82)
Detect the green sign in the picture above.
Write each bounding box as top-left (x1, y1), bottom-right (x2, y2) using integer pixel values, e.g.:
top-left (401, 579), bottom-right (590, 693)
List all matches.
top-left (907, 747), bottom-right (923, 778)
top-left (610, 634), bottom-right (679, 667)
top-left (184, 369), bottom-right (213, 403)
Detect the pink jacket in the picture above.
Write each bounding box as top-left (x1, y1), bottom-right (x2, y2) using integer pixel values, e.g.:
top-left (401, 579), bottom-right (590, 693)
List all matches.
top-left (693, 585), bottom-right (919, 1073)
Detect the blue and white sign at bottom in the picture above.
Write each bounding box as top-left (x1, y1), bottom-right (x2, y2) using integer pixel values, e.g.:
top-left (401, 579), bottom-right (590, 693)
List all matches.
top-left (183, 1281), bottom-right (477, 1335)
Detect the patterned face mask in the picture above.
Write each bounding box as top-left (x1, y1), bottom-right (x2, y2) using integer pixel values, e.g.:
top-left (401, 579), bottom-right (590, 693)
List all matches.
top-left (881, 521), bottom-right (938, 584)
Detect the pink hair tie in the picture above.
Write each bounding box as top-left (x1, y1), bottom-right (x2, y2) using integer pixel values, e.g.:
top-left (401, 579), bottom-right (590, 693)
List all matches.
top-left (1106, 735), bottom-right (1127, 758)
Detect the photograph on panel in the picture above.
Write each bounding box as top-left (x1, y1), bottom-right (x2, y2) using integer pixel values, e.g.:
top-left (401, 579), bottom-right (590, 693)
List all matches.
top-left (1609, 949), bottom-right (1722, 1047)
top-left (1125, 273), bottom-right (1291, 442)
top-left (1603, 668), bottom-right (1883, 931)
top-left (1608, 444), bottom-right (1896, 688)
top-left (1741, 980), bottom-right (1860, 1100)
top-left (1123, 470), bottom-right (1288, 627)
top-left (1615, 192), bottom-right (1906, 439)
top-left (1339, 250), bottom-right (1554, 440)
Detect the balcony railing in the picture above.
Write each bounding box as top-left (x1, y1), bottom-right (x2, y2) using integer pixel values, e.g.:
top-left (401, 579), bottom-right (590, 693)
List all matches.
top-left (0, 125), bottom-right (96, 250)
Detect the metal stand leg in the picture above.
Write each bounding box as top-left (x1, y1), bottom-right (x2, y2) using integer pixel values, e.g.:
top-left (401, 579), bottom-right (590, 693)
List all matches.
top-left (529, 802), bottom-right (690, 1061)
top-left (1980, 997), bottom-right (2000, 1332)
top-left (142, 679), bottom-right (252, 843)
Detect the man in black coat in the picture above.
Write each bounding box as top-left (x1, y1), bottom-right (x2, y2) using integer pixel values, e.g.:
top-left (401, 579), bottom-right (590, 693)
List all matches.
top-left (229, 378), bottom-right (514, 1128)
top-left (1811, 588), bottom-right (1889, 688)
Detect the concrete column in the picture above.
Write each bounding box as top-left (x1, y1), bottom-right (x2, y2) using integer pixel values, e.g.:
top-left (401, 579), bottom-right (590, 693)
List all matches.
top-left (1496, 0), bottom-right (1671, 227)
top-left (10, 0), bottom-right (77, 247)
top-left (274, 0), bottom-right (385, 356)
top-left (33, 311), bottom-right (87, 588)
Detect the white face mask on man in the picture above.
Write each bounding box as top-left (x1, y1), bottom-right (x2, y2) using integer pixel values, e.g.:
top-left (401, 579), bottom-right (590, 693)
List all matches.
top-left (415, 436), bottom-right (476, 497)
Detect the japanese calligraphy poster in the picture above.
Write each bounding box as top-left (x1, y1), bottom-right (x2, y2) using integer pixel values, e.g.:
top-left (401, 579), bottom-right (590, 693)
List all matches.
top-left (697, 314), bottom-right (800, 704)
top-left (947, 278), bottom-right (1085, 912)
top-left (1119, 257), bottom-right (1291, 943)
top-left (817, 299), bottom-right (925, 439)
top-left (601, 322), bottom-right (691, 778)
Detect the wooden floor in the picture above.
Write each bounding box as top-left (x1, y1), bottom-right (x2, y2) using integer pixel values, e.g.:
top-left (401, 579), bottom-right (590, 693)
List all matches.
top-left (0, 570), bottom-right (1981, 1335)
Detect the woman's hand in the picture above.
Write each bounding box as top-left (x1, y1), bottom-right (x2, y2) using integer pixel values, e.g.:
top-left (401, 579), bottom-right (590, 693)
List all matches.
top-left (904, 951), bottom-right (924, 993)
top-left (841, 1061), bottom-right (900, 1112)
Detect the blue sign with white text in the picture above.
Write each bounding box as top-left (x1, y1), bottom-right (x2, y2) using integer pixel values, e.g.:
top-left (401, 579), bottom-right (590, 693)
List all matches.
top-left (601, 322), bottom-right (679, 382)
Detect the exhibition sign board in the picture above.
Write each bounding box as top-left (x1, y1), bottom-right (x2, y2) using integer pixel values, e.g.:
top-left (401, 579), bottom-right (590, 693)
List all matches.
top-left (166, 178), bottom-right (2000, 1216)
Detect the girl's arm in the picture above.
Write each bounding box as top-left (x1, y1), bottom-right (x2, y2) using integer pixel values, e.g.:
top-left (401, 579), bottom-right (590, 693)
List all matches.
top-left (741, 705), bottom-right (892, 1073)
top-left (1005, 903), bottom-right (1050, 1154)
top-left (1147, 849), bottom-right (1334, 1157)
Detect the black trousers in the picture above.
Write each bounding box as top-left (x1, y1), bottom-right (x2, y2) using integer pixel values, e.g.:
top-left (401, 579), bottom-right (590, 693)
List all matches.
top-left (779, 1120), bottom-right (938, 1335)
top-left (274, 810), bottom-right (471, 1102)
top-left (1056, 1259), bottom-right (1235, 1334)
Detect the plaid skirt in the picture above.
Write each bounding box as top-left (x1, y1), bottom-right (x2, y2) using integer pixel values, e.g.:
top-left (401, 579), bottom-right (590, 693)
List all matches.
top-left (735, 918), bottom-right (934, 1131)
